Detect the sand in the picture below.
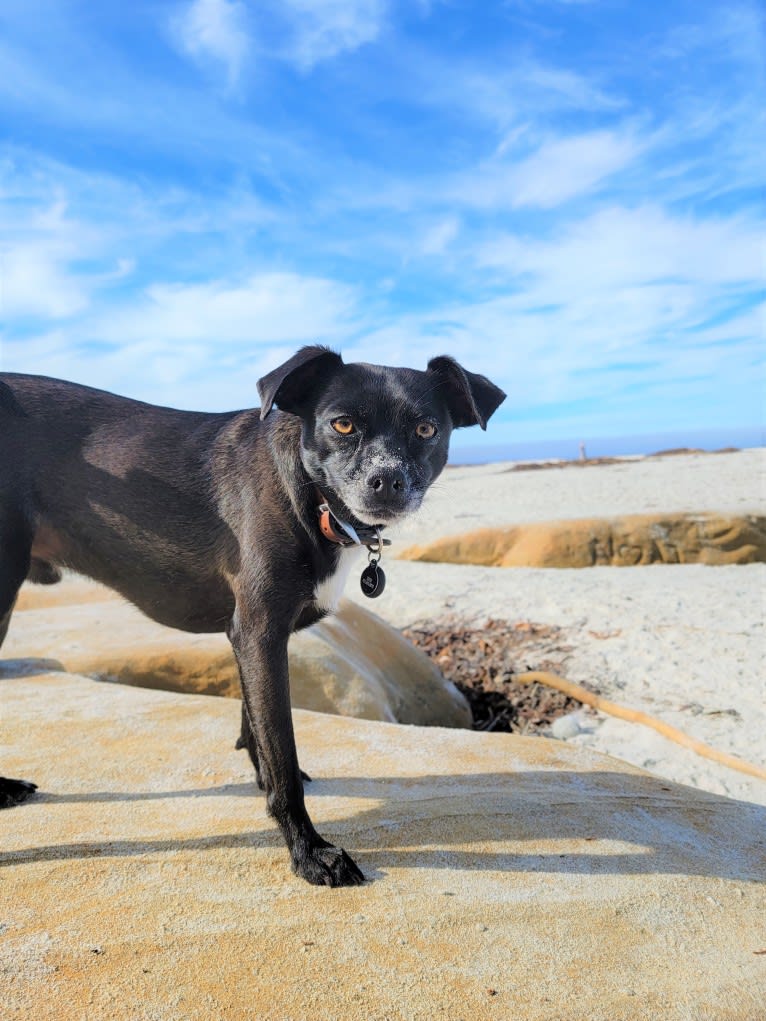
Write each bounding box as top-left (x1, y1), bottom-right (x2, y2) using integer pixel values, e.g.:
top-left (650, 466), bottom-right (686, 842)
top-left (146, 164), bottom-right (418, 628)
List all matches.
top-left (395, 447), bottom-right (764, 546)
top-left (354, 448), bottom-right (766, 807)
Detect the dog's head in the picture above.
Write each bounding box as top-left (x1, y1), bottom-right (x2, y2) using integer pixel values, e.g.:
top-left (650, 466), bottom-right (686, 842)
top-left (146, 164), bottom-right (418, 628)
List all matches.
top-left (258, 346), bottom-right (506, 527)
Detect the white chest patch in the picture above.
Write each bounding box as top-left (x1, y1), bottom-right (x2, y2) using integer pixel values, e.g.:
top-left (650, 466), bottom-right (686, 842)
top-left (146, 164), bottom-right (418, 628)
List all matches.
top-left (314, 546), bottom-right (365, 612)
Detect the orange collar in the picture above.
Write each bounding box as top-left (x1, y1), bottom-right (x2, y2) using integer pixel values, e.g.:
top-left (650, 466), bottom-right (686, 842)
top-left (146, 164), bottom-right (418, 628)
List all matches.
top-left (315, 492), bottom-right (390, 550)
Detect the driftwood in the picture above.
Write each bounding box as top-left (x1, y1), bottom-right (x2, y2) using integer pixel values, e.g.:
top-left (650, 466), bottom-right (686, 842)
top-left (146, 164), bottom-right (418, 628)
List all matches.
top-left (520, 670), bottom-right (766, 782)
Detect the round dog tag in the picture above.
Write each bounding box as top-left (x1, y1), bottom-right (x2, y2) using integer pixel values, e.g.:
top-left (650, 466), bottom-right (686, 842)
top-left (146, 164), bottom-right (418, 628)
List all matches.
top-left (360, 562), bottom-right (386, 598)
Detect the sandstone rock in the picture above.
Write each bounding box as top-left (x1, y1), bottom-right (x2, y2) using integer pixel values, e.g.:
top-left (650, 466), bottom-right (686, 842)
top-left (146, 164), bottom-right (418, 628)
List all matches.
top-left (300, 598), bottom-right (471, 726)
top-left (6, 579), bottom-right (470, 727)
top-left (2, 672), bottom-right (764, 1021)
top-left (400, 512), bottom-right (766, 568)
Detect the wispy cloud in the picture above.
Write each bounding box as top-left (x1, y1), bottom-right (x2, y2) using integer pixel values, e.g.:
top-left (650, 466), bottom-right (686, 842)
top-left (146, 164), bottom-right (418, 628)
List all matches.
top-left (171, 0), bottom-right (388, 79)
top-left (342, 199), bottom-right (764, 437)
top-left (1, 241), bottom-right (91, 319)
top-left (172, 0), bottom-right (250, 89)
top-left (0, 1), bottom-right (762, 447)
top-left (0, 172), bottom-right (128, 322)
top-left (477, 205), bottom-right (764, 291)
top-left (277, 0), bottom-right (387, 70)
top-left (3, 270), bottom-right (361, 409)
top-left (419, 217), bottom-right (461, 256)
top-left (442, 62), bottom-right (624, 134)
top-left (447, 129), bottom-right (643, 210)
top-left (96, 272), bottom-right (359, 347)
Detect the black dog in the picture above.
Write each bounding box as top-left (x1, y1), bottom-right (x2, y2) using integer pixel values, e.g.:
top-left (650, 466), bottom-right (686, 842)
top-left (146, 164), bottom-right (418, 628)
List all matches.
top-left (0, 346), bottom-right (505, 885)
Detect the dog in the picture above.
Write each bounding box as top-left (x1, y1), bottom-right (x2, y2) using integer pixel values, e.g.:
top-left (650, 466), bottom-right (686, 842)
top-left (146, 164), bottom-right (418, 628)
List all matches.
top-left (0, 345), bottom-right (505, 886)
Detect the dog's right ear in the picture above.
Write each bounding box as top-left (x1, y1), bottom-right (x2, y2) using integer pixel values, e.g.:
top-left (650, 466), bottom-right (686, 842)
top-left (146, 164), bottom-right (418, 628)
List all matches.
top-left (257, 346), bottom-right (344, 420)
top-left (426, 355), bottom-right (506, 431)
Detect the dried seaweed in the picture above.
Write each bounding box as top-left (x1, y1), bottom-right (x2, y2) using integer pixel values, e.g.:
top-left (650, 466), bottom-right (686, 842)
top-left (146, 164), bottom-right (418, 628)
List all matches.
top-left (402, 618), bottom-right (591, 734)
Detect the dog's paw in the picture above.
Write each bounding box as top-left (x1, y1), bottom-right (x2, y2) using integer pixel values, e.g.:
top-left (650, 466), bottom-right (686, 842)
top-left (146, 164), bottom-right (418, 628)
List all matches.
top-left (292, 843), bottom-right (365, 887)
top-left (0, 776), bottom-right (38, 809)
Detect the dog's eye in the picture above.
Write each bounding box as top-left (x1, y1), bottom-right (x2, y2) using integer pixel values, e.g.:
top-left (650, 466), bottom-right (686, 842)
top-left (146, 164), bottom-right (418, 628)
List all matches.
top-left (331, 417), bottom-right (356, 435)
top-left (415, 421), bottom-right (437, 440)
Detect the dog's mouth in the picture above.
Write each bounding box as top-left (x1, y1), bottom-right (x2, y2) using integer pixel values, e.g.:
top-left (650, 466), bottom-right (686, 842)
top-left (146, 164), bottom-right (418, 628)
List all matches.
top-left (343, 493), bottom-right (423, 528)
top-left (350, 507), bottom-right (405, 527)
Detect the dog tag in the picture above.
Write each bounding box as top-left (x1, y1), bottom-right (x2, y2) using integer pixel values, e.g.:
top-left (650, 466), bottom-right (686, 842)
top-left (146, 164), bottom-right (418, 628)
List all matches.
top-left (360, 561), bottom-right (386, 598)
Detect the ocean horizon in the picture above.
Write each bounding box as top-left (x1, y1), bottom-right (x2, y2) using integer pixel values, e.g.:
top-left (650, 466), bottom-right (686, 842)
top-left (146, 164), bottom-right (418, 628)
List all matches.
top-left (448, 425), bottom-right (765, 466)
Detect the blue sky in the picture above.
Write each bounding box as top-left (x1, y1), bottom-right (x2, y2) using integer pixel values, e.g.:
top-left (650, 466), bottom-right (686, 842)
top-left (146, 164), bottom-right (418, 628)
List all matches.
top-left (0, 0), bottom-right (763, 456)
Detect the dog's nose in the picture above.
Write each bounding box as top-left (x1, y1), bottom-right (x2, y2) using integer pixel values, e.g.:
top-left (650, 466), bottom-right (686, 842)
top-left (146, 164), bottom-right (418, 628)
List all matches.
top-left (368, 468), bottom-right (407, 501)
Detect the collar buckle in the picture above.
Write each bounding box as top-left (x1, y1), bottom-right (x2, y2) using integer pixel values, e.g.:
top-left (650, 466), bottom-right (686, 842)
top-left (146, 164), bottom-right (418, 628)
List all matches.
top-left (316, 500), bottom-right (391, 550)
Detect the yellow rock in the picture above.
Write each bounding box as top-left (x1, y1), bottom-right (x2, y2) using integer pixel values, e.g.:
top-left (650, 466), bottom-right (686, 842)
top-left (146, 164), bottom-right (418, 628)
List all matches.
top-left (7, 579), bottom-right (470, 727)
top-left (2, 672), bottom-right (764, 1021)
top-left (400, 513), bottom-right (766, 568)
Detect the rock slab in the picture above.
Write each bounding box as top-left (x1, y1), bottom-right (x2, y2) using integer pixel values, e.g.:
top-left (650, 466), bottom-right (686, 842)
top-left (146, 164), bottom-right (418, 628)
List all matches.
top-left (7, 579), bottom-right (470, 728)
top-left (400, 512), bottom-right (766, 568)
top-left (2, 672), bottom-right (764, 1021)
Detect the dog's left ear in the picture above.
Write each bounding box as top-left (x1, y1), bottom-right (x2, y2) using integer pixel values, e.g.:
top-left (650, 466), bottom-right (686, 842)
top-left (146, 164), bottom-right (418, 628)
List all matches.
top-left (427, 356), bottom-right (506, 430)
top-left (258, 345), bottom-right (343, 420)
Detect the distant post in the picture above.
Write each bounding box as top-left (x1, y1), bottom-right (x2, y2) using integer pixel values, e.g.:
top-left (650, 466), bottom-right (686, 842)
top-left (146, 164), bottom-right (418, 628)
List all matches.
top-left (579, 441), bottom-right (587, 462)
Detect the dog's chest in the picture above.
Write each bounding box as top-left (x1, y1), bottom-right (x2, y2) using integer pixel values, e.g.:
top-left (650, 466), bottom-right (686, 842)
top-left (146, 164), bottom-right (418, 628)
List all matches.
top-left (313, 546), bottom-right (364, 612)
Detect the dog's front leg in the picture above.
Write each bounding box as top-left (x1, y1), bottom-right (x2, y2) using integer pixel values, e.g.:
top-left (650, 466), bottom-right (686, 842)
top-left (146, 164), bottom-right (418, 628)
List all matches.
top-left (228, 606), bottom-right (364, 887)
top-left (236, 702), bottom-right (312, 790)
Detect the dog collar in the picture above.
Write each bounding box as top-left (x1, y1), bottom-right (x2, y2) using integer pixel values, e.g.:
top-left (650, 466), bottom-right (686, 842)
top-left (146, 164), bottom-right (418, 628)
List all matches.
top-left (315, 491), bottom-right (391, 598)
top-left (315, 494), bottom-right (391, 550)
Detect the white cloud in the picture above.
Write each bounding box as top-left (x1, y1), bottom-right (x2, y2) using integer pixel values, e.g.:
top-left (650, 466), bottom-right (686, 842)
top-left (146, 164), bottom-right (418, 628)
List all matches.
top-left (0, 242), bottom-right (91, 319)
top-left (2, 271), bottom-right (361, 407)
top-left (478, 204), bottom-right (763, 290)
top-left (658, 5), bottom-right (765, 74)
top-left (278, 0), bottom-right (386, 70)
top-left (0, 190), bottom-right (119, 321)
top-left (449, 130), bottom-right (642, 210)
top-left (0, 157), bottom-right (361, 402)
top-left (466, 206), bottom-right (764, 401)
top-left (509, 64), bottom-right (623, 115)
top-left (510, 131), bottom-right (643, 208)
top-left (420, 217), bottom-right (460, 255)
top-left (338, 126), bottom-right (644, 216)
top-left (171, 0), bottom-right (385, 77)
top-left (406, 55), bottom-right (624, 143)
top-left (173, 0), bottom-right (250, 88)
top-left (97, 272), bottom-right (359, 346)
top-left (344, 203), bottom-right (764, 435)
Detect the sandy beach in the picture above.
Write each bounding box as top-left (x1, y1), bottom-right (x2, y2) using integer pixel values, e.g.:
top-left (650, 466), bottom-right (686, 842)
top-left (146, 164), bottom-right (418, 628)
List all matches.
top-left (349, 447), bottom-right (766, 807)
top-left (4, 447), bottom-right (765, 1020)
top-left (6, 448), bottom-right (764, 809)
